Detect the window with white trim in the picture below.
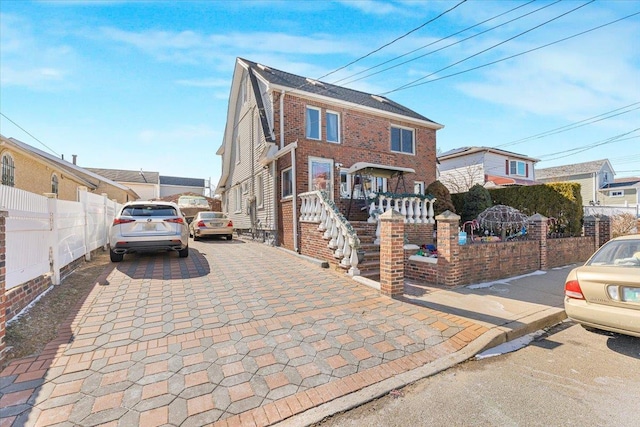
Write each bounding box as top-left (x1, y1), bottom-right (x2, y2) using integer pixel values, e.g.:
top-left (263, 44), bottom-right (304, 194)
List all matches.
top-left (610, 190), bottom-right (624, 197)
top-left (414, 181), bottom-right (425, 195)
top-left (510, 160), bottom-right (526, 176)
top-left (305, 106), bottom-right (321, 140)
top-left (390, 126), bottom-right (414, 154)
top-left (282, 168), bottom-right (293, 198)
top-left (256, 173), bottom-right (264, 208)
top-left (326, 111), bottom-right (340, 143)
top-left (309, 157), bottom-right (333, 198)
top-left (1, 153), bottom-right (15, 187)
top-left (234, 186), bottom-right (242, 213)
top-left (51, 174), bottom-right (59, 194)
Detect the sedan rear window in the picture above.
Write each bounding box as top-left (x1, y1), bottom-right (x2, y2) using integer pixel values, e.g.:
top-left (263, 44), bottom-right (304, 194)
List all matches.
top-left (587, 240), bottom-right (640, 267)
top-left (199, 212), bottom-right (226, 219)
top-left (122, 206), bottom-right (178, 217)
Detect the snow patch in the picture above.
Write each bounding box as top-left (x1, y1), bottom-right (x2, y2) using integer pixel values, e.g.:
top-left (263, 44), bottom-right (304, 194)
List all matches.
top-left (6, 285), bottom-right (55, 326)
top-left (466, 270), bottom-right (546, 289)
top-left (475, 330), bottom-right (546, 359)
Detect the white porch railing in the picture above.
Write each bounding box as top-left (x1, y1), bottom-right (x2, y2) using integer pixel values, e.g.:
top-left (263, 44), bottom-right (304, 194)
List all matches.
top-left (366, 193), bottom-right (437, 244)
top-left (299, 191), bottom-right (361, 276)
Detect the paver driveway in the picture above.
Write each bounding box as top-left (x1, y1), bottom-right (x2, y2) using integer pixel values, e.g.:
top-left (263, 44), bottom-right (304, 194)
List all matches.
top-left (1, 239), bottom-right (487, 426)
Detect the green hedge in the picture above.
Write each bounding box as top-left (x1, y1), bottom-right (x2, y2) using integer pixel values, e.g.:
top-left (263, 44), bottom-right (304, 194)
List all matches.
top-left (452, 183), bottom-right (583, 235)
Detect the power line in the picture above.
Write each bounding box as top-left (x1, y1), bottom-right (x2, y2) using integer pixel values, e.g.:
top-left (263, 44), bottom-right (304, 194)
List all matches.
top-left (495, 102), bottom-right (640, 148)
top-left (382, 9), bottom-right (640, 93)
top-left (335, 0), bottom-right (550, 87)
top-left (0, 112), bottom-right (61, 157)
top-left (382, 0), bottom-right (595, 95)
top-left (537, 130), bottom-right (640, 162)
top-left (316, 0), bottom-right (468, 82)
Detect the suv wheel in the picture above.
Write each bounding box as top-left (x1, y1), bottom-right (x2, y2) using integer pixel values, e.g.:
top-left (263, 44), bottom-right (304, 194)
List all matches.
top-left (178, 246), bottom-right (189, 258)
top-left (110, 249), bottom-right (124, 262)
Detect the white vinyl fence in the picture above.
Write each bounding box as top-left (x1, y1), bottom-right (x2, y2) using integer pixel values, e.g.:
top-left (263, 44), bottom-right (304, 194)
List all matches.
top-left (1, 185), bottom-right (122, 290)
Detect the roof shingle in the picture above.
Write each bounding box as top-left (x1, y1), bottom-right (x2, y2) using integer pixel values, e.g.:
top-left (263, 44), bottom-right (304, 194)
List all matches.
top-left (241, 58), bottom-right (441, 126)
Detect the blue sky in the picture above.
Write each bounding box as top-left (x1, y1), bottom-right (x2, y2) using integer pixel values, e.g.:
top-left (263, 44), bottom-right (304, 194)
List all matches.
top-left (1, 0), bottom-right (639, 189)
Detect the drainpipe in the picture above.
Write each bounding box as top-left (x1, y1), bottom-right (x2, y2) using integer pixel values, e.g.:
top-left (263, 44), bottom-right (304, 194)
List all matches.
top-left (292, 144), bottom-right (298, 252)
top-left (280, 90), bottom-right (285, 149)
top-left (251, 105), bottom-right (257, 232)
top-left (275, 90), bottom-right (285, 245)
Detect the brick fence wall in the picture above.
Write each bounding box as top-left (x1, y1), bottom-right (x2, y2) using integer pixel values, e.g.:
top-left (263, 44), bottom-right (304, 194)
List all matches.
top-left (547, 237), bottom-right (595, 268)
top-left (397, 213), bottom-right (613, 294)
top-left (0, 212), bottom-right (6, 359)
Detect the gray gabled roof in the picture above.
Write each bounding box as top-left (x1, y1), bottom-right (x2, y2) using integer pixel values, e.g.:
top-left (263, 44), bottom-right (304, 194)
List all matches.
top-left (602, 177), bottom-right (640, 189)
top-left (85, 168), bottom-right (160, 184)
top-left (3, 136), bottom-right (138, 196)
top-left (536, 159), bottom-right (613, 180)
top-left (160, 176), bottom-right (205, 187)
top-left (438, 146), bottom-right (539, 162)
top-left (241, 58), bottom-right (442, 127)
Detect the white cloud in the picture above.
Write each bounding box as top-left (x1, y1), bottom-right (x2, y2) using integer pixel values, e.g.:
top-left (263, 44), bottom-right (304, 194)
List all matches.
top-left (0, 13), bottom-right (75, 90)
top-left (138, 124), bottom-right (218, 145)
top-left (99, 27), bottom-right (362, 65)
top-left (454, 25), bottom-right (640, 121)
top-left (336, 0), bottom-right (401, 16)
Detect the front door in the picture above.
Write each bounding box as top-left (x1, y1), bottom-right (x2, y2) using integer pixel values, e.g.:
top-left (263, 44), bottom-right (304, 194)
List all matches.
top-left (309, 157), bottom-right (334, 199)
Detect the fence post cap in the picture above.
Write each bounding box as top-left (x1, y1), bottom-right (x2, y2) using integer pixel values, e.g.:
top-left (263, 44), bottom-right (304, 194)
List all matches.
top-left (435, 210), bottom-right (460, 221)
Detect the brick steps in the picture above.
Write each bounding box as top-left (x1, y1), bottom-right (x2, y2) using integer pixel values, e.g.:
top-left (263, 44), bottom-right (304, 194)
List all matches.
top-left (350, 221), bottom-right (380, 281)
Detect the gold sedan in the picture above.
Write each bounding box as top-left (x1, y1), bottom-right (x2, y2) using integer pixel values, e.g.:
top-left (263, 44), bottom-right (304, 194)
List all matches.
top-left (564, 234), bottom-right (640, 337)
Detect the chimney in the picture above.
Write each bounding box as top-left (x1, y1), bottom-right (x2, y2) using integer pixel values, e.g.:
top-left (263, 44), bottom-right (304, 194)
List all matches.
top-left (72, 154), bottom-right (77, 165)
top-left (62, 154), bottom-right (64, 160)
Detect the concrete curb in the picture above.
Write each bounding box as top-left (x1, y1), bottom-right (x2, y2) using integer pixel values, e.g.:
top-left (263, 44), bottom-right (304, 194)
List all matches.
top-left (275, 309), bottom-right (566, 427)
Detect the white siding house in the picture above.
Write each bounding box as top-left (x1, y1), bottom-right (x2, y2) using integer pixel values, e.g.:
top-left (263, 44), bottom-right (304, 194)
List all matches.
top-left (438, 147), bottom-right (539, 193)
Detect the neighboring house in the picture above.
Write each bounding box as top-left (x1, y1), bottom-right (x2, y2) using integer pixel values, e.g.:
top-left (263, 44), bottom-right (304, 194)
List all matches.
top-left (0, 135), bottom-right (139, 203)
top-left (159, 175), bottom-right (207, 197)
top-left (86, 168), bottom-right (160, 200)
top-left (216, 57), bottom-right (443, 250)
top-left (536, 159), bottom-right (615, 206)
top-left (599, 177), bottom-right (640, 208)
top-left (437, 146), bottom-right (539, 193)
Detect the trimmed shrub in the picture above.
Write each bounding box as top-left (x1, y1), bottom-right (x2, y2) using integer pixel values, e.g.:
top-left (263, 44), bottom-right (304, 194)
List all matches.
top-left (426, 180), bottom-right (456, 215)
top-left (462, 184), bottom-right (493, 223)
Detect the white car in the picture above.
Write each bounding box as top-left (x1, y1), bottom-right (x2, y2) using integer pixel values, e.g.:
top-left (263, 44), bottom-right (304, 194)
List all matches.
top-left (109, 201), bottom-right (189, 262)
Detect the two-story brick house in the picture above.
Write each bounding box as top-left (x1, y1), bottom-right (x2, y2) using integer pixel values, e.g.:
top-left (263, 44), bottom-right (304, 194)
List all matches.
top-left (216, 58), bottom-right (443, 251)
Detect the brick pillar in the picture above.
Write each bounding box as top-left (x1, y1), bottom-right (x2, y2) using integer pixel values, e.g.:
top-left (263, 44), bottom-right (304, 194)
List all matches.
top-left (528, 213), bottom-right (548, 270)
top-left (597, 216), bottom-right (611, 247)
top-left (435, 210), bottom-right (461, 287)
top-left (584, 216), bottom-right (598, 253)
top-left (379, 209), bottom-right (405, 297)
top-left (0, 211), bottom-right (7, 363)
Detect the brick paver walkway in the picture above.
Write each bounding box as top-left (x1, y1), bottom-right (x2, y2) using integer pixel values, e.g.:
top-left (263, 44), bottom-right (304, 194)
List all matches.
top-left (1, 239), bottom-right (487, 426)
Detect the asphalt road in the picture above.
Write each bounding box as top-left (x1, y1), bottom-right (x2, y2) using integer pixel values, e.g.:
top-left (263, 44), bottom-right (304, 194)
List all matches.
top-left (317, 321), bottom-right (640, 427)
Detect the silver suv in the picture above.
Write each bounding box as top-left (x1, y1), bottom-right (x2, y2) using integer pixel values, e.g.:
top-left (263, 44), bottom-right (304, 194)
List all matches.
top-left (109, 201), bottom-right (189, 262)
